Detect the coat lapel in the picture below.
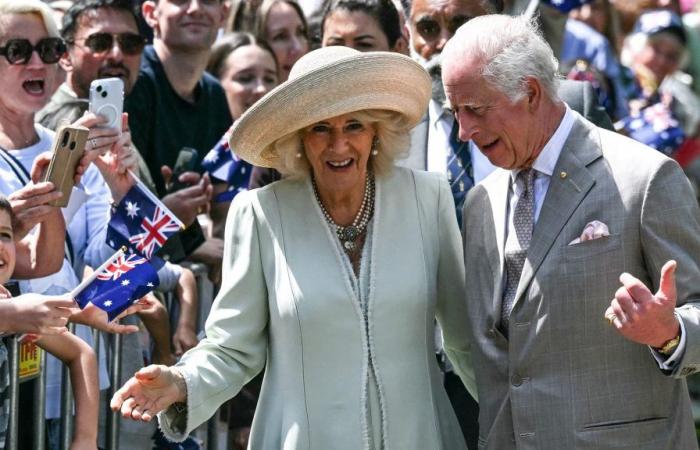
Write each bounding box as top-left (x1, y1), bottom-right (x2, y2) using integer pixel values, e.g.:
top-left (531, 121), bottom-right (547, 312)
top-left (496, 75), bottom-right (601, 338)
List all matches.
top-left (485, 171), bottom-right (511, 315)
top-left (400, 114), bottom-right (429, 170)
top-left (512, 115), bottom-right (603, 306)
top-left (275, 178), bottom-right (364, 321)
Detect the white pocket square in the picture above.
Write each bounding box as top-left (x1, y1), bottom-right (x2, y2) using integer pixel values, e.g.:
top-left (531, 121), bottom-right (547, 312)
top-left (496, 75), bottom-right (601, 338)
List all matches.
top-left (569, 220), bottom-right (610, 245)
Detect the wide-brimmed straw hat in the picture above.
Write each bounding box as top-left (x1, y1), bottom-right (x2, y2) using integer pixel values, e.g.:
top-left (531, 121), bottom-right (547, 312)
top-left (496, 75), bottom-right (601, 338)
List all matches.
top-left (228, 46), bottom-right (431, 168)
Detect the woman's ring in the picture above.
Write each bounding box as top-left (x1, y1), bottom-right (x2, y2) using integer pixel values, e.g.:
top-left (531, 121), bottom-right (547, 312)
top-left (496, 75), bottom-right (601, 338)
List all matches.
top-left (605, 311), bottom-right (617, 326)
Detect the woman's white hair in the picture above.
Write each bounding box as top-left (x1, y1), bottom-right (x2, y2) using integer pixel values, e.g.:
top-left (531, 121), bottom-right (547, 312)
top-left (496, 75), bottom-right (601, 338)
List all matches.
top-left (274, 109), bottom-right (410, 178)
top-left (0, 0), bottom-right (60, 38)
top-left (452, 14), bottom-right (560, 102)
top-left (621, 31), bottom-right (688, 72)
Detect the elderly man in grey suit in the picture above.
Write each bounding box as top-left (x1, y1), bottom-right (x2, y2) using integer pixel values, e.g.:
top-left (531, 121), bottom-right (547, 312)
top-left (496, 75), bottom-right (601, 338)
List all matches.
top-left (443, 14), bottom-right (700, 449)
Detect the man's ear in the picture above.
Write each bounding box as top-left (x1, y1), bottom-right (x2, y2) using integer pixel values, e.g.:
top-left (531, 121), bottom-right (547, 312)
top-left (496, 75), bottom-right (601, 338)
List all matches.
top-left (525, 76), bottom-right (542, 112)
top-left (392, 35), bottom-right (409, 56)
top-left (142, 1), bottom-right (159, 32)
top-left (403, 21), bottom-right (411, 40)
top-left (58, 52), bottom-right (72, 72)
top-left (217, 1), bottom-right (231, 28)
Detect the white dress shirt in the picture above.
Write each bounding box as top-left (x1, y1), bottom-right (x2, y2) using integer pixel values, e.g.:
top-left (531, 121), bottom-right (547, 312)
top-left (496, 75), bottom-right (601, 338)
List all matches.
top-left (506, 105), bottom-right (575, 225)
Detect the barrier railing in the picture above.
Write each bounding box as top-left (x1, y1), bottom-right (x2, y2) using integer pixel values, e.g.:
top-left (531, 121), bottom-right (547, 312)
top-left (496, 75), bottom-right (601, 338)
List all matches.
top-left (7, 336), bottom-right (19, 450)
top-left (5, 260), bottom-right (219, 450)
top-left (166, 262), bottom-right (222, 449)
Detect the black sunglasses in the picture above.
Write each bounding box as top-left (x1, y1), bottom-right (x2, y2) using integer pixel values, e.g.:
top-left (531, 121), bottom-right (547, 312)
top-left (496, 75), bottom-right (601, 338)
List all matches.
top-left (0, 38), bottom-right (66, 65)
top-left (73, 32), bottom-right (146, 56)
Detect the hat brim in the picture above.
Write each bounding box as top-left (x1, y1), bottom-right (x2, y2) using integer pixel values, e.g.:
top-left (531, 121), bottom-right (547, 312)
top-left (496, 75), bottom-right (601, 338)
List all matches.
top-left (228, 51), bottom-right (431, 169)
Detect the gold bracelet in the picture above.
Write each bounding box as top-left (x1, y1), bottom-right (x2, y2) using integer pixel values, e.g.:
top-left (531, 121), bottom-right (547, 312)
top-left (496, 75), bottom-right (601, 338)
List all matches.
top-left (656, 334), bottom-right (681, 355)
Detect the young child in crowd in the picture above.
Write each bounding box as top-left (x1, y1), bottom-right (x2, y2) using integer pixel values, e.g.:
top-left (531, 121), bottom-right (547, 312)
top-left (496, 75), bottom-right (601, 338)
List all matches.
top-left (0, 195), bottom-right (99, 450)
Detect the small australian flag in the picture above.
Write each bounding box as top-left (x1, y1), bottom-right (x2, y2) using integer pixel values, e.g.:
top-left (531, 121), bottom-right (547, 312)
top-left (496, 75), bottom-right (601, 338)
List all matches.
top-left (73, 249), bottom-right (159, 321)
top-left (107, 180), bottom-right (184, 260)
top-left (201, 127), bottom-right (253, 203)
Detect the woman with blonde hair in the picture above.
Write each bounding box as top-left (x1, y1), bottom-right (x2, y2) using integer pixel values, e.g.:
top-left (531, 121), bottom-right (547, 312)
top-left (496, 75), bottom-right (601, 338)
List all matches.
top-left (227, 0), bottom-right (309, 82)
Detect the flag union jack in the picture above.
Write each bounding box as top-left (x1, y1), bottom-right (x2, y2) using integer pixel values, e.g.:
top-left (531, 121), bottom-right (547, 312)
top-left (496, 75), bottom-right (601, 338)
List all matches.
top-left (129, 206), bottom-right (182, 259)
top-left (96, 254), bottom-right (149, 281)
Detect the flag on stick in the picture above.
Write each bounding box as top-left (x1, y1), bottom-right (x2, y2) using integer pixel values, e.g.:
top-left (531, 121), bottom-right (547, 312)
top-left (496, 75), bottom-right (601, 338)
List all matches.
top-left (71, 247), bottom-right (159, 321)
top-left (107, 177), bottom-right (184, 259)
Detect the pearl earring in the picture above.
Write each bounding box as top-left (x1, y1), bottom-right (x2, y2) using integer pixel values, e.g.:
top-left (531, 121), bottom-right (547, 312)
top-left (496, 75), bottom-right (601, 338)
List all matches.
top-left (295, 152), bottom-right (302, 159)
top-left (371, 137), bottom-right (379, 156)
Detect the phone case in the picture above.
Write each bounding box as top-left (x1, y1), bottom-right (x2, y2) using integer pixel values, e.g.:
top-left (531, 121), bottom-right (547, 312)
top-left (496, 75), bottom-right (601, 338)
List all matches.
top-left (43, 125), bottom-right (89, 207)
top-left (89, 77), bottom-right (124, 129)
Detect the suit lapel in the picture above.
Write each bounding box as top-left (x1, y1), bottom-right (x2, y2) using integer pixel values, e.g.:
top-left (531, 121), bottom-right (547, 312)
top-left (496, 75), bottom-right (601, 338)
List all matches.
top-left (512, 115), bottom-right (603, 308)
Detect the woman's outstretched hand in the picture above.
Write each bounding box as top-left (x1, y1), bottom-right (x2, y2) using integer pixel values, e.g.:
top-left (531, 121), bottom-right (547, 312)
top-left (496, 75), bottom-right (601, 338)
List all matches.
top-left (110, 364), bottom-right (187, 422)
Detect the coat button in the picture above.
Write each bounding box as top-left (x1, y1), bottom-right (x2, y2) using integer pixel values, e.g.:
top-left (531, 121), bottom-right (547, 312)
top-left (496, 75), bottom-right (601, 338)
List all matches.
top-left (511, 374), bottom-right (523, 387)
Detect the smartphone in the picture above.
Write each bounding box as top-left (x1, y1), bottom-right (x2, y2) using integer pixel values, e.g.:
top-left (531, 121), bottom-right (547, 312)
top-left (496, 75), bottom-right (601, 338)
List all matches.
top-left (43, 125), bottom-right (89, 207)
top-left (167, 147), bottom-right (199, 194)
top-left (88, 77), bottom-right (124, 130)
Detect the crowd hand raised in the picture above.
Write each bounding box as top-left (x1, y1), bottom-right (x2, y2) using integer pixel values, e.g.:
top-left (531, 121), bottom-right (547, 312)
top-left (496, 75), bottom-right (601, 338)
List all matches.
top-left (172, 324), bottom-right (197, 357)
top-left (161, 167), bottom-right (212, 226)
top-left (72, 112), bottom-right (121, 180)
top-left (188, 237), bottom-right (223, 284)
top-left (93, 114), bottom-right (137, 203)
top-left (69, 295), bottom-right (155, 334)
top-left (605, 260), bottom-right (681, 348)
top-left (111, 364), bottom-right (186, 422)
top-left (8, 182), bottom-right (62, 240)
top-left (0, 293), bottom-right (74, 335)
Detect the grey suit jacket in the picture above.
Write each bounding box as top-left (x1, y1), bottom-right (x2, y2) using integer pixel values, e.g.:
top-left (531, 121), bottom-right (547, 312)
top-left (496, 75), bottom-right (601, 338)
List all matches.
top-left (462, 112), bottom-right (700, 449)
top-left (399, 80), bottom-right (613, 172)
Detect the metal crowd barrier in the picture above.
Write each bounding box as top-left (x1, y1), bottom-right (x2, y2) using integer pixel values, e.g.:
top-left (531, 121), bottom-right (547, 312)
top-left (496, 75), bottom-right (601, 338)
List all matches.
top-left (5, 261), bottom-right (219, 450)
top-left (166, 262), bottom-right (222, 450)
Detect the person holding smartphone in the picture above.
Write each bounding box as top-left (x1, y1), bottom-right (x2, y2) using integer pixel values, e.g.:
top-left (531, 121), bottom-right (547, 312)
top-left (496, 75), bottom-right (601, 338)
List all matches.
top-left (39, 0), bottom-right (213, 225)
top-left (0, 2), bottom-right (155, 448)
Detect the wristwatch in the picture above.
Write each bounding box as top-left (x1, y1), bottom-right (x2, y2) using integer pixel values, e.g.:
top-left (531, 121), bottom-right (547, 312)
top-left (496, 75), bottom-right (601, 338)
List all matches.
top-left (656, 334), bottom-right (681, 355)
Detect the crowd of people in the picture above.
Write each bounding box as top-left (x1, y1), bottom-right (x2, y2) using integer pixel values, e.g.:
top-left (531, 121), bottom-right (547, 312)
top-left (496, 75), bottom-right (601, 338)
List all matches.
top-left (3, 0), bottom-right (700, 449)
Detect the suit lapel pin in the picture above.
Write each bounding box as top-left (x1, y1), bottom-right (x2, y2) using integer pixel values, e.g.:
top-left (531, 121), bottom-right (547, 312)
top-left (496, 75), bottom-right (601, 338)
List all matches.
top-left (559, 171), bottom-right (568, 179)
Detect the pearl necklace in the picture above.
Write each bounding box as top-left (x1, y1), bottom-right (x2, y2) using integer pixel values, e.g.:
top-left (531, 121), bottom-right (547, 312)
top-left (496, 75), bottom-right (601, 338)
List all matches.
top-left (313, 173), bottom-right (375, 252)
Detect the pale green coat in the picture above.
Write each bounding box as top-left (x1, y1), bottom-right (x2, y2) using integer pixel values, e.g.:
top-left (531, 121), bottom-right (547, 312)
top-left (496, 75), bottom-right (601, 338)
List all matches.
top-left (159, 167), bottom-right (476, 449)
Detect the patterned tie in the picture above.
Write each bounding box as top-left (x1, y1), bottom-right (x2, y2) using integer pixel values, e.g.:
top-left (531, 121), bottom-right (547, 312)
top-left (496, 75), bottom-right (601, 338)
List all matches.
top-left (446, 119), bottom-right (474, 223)
top-left (501, 168), bottom-right (536, 336)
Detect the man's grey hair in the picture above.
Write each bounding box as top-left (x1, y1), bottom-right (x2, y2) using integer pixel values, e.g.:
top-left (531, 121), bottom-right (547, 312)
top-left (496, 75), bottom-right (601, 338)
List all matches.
top-left (450, 14), bottom-right (559, 102)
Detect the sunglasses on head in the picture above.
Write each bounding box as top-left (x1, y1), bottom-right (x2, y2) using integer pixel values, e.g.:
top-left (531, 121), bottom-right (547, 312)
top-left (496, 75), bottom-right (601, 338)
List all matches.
top-left (73, 32), bottom-right (146, 56)
top-left (0, 38), bottom-right (66, 65)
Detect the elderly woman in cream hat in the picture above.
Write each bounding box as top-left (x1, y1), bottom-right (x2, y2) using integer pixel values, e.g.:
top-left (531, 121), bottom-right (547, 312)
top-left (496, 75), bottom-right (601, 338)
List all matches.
top-left (111, 46), bottom-right (475, 450)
